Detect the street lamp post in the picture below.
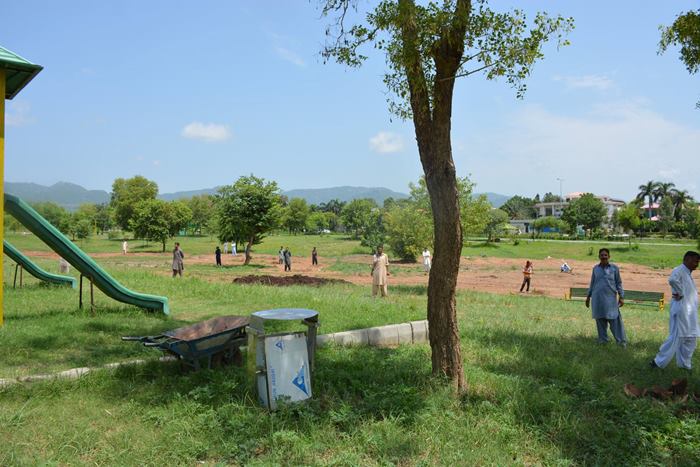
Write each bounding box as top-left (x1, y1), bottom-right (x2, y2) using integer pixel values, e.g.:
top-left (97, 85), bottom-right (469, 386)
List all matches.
top-left (556, 177), bottom-right (564, 201)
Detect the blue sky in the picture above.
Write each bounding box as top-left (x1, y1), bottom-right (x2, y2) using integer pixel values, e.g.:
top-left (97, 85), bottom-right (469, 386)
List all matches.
top-left (3, 1), bottom-right (699, 201)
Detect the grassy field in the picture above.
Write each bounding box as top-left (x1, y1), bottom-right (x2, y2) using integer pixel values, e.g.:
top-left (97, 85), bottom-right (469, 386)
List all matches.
top-left (1, 232), bottom-right (699, 464)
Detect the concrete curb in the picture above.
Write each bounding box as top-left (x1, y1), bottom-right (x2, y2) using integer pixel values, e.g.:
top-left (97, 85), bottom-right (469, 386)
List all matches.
top-left (317, 319), bottom-right (429, 348)
top-left (1, 321), bottom-right (430, 387)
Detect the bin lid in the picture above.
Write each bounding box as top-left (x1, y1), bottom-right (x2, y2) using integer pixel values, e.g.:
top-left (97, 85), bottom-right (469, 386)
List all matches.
top-left (251, 308), bottom-right (318, 321)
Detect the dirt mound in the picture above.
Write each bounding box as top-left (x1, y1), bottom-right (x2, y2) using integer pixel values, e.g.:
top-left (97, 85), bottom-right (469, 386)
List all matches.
top-left (233, 274), bottom-right (351, 287)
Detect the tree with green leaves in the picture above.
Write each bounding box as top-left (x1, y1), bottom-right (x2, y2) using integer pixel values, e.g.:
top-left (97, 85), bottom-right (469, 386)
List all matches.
top-left (659, 9), bottom-right (700, 107)
top-left (187, 195), bottom-right (214, 235)
top-left (561, 194), bottom-right (606, 237)
top-left (636, 181), bottom-right (658, 219)
top-left (340, 198), bottom-right (378, 239)
top-left (670, 189), bottom-right (695, 221)
top-left (31, 202), bottom-right (70, 232)
top-left (542, 192), bottom-right (562, 203)
top-left (501, 195), bottom-right (536, 219)
top-left (282, 198), bottom-right (311, 235)
top-left (321, 0), bottom-right (572, 391)
top-left (94, 203), bottom-right (114, 234)
top-left (215, 175), bottom-right (282, 265)
top-left (532, 215), bottom-right (565, 237)
top-left (129, 199), bottom-right (192, 252)
top-left (384, 201), bottom-right (433, 261)
top-left (616, 204), bottom-right (641, 245)
top-left (658, 197), bottom-right (675, 238)
top-left (67, 203), bottom-right (98, 241)
top-left (484, 209), bottom-right (509, 242)
top-left (110, 176), bottom-right (158, 231)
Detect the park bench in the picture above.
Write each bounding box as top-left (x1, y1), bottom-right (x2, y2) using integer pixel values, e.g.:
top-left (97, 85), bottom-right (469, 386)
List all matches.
top-left (565, 287), bottom-right (665, 311)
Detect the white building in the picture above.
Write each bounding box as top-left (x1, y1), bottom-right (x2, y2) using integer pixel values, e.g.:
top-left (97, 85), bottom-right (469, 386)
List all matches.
top-left (534, 192), bottom-right (624, 222)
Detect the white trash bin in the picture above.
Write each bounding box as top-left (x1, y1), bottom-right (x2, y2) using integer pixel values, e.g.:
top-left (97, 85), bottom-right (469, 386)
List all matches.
top-left (247, 308), bottom-right (318, 410)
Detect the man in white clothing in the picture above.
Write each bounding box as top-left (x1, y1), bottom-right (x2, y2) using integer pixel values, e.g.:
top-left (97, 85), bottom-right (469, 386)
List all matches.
top-left (651, 251), bottom-right (700, 371)
top-left (422, 248), bottom-right (431, 274)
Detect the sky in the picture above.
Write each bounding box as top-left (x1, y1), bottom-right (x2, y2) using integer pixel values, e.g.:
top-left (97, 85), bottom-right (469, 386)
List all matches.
top-left (2, 1), bottom-right (699, 201)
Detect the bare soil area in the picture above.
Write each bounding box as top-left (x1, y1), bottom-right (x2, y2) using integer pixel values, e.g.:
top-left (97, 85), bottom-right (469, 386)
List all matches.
top-left (26, 250), bottom-right (673, 298)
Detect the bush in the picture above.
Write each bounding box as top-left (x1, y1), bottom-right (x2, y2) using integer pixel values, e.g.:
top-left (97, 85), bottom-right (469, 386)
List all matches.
top-left (107, 230), bottom-right (123, 240)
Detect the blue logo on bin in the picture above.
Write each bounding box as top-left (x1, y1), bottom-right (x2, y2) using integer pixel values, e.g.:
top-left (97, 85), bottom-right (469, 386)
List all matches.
top-left (275, 339), bottom-right (284, 351)
top-left (292, 363), bottom-right (309, 396)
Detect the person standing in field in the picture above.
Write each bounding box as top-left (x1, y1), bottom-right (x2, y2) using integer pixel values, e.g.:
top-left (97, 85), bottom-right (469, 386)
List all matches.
top-left (650, 251), bottom-right (700, 371)
top-left (312, 247), bottom-right (318, 266)
top-left (122, 240), bottom-right (128, 255)
top-left (422, 248), bottom-right (432, 274)
top-left (371, 245), bottom-right (390, 298)
top-left (279, 246), bottom-right (285, 265)
top-left (215, 246), bottom-right (222, 267)
top-left (585, 248), bottom-right (626, 347)
top-left (231, 242), bottom-right (237, 256)
top-left (519, 260), bottom-right (533, 292)
top-left (172, 242), bottom-right (185, 277)
top-left (283, 247), bottom-right (292, 272)
top-left (223, 241), bottom-right (229, 255)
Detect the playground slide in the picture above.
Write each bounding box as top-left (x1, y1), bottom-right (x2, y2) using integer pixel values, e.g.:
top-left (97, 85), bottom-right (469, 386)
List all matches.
top-left (4, 194), bottom-right (169, 315)
top-left (3, 240), bottom-right (77, 288)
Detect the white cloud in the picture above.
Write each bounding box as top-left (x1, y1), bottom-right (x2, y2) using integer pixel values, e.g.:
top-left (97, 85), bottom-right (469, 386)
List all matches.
top-left (182, 122), bottom-right (232, 142)
top-left (275, 47), bottom-right (305, 67)
top-left (369, 131), bottom-right (405, 154)
top-left (457, 100), bottom-right (700, 200)
top-left (553, 74), bottom-right (614, 90)
top-left (152, 160), bottom-right (161, 167)
top-left (6, 101), bottom-right (35, 126)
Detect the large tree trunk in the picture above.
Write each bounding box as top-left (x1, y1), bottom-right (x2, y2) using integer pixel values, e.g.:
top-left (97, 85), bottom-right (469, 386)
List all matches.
top-left (424, 149), bottom-right (465, 392)
top-left (398, 0), bottom-right (469, 393)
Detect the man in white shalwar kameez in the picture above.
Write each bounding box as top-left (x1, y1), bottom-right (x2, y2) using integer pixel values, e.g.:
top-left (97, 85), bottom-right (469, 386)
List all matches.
top-left (371, 246), bottom-right (390, 298)
top-left (651, 251), bottom-right (700, 370)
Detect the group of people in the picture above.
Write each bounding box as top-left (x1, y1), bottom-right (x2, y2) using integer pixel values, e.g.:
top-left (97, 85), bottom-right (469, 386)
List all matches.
top-left (524, 248), bottom-right (699, 371)
top-left (278, 247), bottom-right (293, 271)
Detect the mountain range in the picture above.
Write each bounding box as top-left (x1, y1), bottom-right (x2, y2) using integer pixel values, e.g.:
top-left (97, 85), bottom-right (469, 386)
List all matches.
top-left (4, 181), bottom-right (510, 210)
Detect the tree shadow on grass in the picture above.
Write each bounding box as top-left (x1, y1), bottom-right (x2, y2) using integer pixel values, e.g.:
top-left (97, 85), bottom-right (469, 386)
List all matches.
top-left (464, 328), bottom-right (700, 465)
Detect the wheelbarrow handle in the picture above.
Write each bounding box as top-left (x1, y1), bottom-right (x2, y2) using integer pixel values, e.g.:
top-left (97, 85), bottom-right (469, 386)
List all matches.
top-left (143, 341), bottom-right (163, 347)
top-left (121, 335), bottom-right (166, 342)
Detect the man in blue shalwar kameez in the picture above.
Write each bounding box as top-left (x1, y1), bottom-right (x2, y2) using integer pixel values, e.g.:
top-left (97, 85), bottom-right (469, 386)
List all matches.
top-left (585, 248), bottom-right (627, 347)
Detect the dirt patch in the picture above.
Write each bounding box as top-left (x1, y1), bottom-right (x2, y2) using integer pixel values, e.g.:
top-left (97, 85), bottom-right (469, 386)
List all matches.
top-left (233, 274), bottom-right (351, 287)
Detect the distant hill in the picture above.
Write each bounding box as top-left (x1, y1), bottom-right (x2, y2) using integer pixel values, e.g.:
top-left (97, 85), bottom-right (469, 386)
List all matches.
top-left (4, 181), bottom-right (510, 209)
top-left (282, 186), bottom-right (408, 205)
top-left (159, 187), bottom-right (220, 201)
top-left (4, 182), bottom-right (109, 210)
top-left (478, 192), bottom-right (510, 208)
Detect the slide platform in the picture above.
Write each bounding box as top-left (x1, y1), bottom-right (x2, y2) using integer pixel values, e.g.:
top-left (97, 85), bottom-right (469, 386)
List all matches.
top-left (4, 194), bottom-right (169, 315)
top-left (3, 239), bottom-right (77, 288)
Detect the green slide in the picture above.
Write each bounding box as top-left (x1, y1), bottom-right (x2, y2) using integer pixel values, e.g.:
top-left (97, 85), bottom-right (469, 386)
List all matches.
top-left (3, 239), bottom-right (77, 288)
top-left (4, 194), bottom-right (169, 315)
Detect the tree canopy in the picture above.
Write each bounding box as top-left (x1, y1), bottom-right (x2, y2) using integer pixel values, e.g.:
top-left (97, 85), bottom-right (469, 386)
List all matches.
top-left (659, 9), bottom-right (700, 106)
top-left (215, 175), bottom-right (282, 265)
top-left (110, 176), bottom-right (159, 231)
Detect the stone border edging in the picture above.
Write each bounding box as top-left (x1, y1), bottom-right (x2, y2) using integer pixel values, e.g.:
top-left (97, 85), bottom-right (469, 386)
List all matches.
top-left (0, 320), bottom-right (429, 388)
top-left (317, 320), bottom-right (429, 348)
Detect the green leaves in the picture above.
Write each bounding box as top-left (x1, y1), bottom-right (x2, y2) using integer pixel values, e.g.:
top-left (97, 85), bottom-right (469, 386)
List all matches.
top-left (322, 0), bottom-right (574, 118)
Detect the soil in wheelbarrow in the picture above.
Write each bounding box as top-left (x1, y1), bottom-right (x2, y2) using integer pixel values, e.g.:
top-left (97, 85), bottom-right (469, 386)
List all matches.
top-left (233, 274), bottom-right (351, 287)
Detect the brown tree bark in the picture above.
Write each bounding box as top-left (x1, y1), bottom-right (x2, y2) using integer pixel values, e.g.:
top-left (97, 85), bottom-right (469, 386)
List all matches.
top-left (398, 0), bottom-right (470, 392)
top-left (244, 237), bottom-right (254, 265)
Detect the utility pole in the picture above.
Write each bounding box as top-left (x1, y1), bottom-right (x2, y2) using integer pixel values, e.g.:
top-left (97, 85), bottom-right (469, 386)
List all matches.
top-left (556, 177), bottom-right (564, 201)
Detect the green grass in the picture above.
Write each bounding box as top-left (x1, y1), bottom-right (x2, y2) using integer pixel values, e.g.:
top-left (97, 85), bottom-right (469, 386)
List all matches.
top-left (464, 238), bottom-right (694, 269)
top-left (2, 232), bottom-right (700, 465)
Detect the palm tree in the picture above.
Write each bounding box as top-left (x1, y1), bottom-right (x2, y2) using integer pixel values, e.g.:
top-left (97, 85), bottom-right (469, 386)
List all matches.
top-left (636, 181), bottom-right (658, 219)
top-left (670, 189), bottom-right (695, 220)
top-left (653, 181), bottom-right (676, 203)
